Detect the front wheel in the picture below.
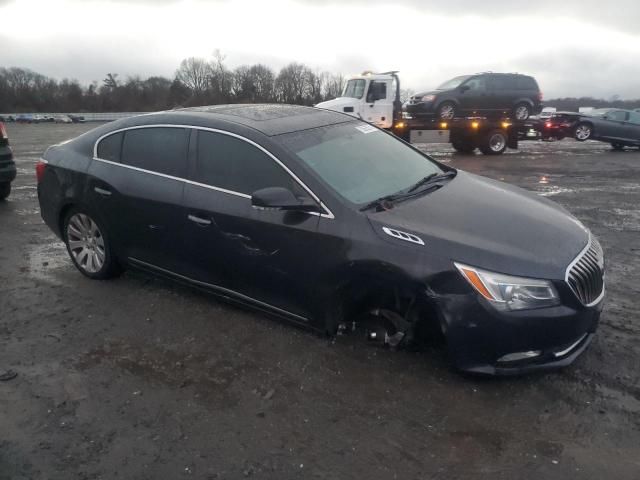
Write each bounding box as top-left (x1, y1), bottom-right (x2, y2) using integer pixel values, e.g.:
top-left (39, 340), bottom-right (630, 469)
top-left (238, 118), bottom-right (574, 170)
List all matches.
top-left (574, 123), bottom-right (593, 141)
top-left (513, 103), bottom-right (531, 121)
top-left (0, 182), bottom-right (10, 200)
top-left (479, 130), bottom-right (508, 155)
top-left (63, 208), bottom-right (122, 279)
top-left (437, 102), bottom-right (456, 121)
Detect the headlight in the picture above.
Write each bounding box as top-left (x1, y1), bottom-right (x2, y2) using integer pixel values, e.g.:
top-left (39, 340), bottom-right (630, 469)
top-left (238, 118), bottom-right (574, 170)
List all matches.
top-left (421, 94), bottom-right (436, 102)
top-left (454, 262), bottom-right (560, 311)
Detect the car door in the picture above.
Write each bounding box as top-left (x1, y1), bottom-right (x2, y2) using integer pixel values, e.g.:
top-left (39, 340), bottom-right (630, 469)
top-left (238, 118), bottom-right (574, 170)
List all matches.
top-left (625, 111), bottom-right (640, 143)
top-left (180, 128), bottom-right (322, 320)
top-left (458, 76), bottom-right (489, 115)
top-left (598, 110), bottom-right (632, 141)
top-left (363, 80), bottom-right (394, 128)
top-left (112, 126), bottom-right (188, 271)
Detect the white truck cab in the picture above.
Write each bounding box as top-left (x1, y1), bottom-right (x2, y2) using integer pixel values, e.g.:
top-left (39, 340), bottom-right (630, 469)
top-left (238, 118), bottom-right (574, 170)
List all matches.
top-left (316, 71), bottom-right (401, 129)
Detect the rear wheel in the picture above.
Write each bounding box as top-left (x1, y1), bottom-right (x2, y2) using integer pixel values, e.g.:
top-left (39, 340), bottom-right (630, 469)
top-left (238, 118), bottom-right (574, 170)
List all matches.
top-left (513, 103), bottom-right (531, 121)
top-left (451, 140), bottom-right (476, 154)
top-left (63, 208), bottom-right (121, 279)
top-left (479, 130), bottom-right (508, 155)
top-left (574, 123), bottom-right (593, 141)
top-left (0, 182), bottom-right (10, 200)
top-left (437, 102), bottom-right (456, 120)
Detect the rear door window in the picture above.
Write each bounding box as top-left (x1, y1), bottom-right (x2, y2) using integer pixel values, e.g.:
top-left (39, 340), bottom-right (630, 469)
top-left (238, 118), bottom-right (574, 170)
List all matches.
top-left (516, 76), bottom-right (538, 90)
top-left (195, 131), bottom-right (297, 195)
top-left (97, 132), bottom-right (123, 162)
top-left (628, 111), bottom-right (640, 125)
top-left (121, 127), bottom-right (189, 177)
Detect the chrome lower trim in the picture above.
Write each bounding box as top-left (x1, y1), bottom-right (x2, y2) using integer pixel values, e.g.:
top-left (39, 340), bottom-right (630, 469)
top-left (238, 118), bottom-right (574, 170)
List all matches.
top-left (128, 257), bottom-right (309, 323)
top-left (553, 333), bottom-right (588, 358)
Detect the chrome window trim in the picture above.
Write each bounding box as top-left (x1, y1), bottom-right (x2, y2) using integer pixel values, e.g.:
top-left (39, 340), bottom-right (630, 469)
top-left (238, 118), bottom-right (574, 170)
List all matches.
top-left (93, 124), bottom-right (335, 219)
top-left (128, 257), bottom-right (309, 324)
top-left (564, 232), bottom-right (605, 307)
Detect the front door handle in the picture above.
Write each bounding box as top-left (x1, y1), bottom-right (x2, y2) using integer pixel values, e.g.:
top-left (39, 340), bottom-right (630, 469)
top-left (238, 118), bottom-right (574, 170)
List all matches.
top-left (94, 186), bottom-right (112, 196)
top-left (187, 214), bottom-right (212, 226)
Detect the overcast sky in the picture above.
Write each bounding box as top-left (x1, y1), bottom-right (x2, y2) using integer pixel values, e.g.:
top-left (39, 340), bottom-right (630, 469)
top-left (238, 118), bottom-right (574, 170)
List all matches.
top-left (1, 0), bottom-right (639, 98)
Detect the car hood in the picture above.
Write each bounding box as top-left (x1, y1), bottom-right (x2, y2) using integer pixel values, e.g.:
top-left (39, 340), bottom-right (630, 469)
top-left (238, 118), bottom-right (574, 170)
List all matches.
top-left (367, 171), bottom-right (589, 280)
top-left (413, 89), bottom-right (448, 98)
top-left (315, 97), bottom-right (359, 110)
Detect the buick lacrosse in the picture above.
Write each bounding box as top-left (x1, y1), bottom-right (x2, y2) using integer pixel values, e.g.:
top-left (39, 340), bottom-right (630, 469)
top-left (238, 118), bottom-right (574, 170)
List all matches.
top-left (37, 105), bottom-right (604, 375)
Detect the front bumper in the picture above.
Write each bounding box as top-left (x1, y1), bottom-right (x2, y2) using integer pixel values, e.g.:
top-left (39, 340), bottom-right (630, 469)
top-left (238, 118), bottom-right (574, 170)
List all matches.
top-left (440, 289), bottom-right (603, 376)
top-left (404, 101), bottom-right (437, 117)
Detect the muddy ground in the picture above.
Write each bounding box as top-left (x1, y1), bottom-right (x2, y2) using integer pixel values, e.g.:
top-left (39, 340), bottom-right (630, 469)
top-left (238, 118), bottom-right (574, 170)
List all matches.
top-left (1, 123), bottom-right (639, 479)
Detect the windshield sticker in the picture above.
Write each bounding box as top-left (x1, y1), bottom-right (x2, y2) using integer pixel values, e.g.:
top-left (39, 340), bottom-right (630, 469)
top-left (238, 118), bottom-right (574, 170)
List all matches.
top-left (355, 124), bottom-right (377, 134)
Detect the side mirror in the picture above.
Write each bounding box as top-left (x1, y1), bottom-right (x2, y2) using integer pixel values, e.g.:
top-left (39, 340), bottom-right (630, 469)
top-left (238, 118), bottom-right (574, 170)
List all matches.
top-left (251, 187), bottom-right (322, 213)
top-left (459, 85), bottom-right (470, 93)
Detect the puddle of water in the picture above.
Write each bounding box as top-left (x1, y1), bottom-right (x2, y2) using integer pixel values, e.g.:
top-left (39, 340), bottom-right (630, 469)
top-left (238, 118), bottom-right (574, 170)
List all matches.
top-left (537, 186), bottom-right (575, 197)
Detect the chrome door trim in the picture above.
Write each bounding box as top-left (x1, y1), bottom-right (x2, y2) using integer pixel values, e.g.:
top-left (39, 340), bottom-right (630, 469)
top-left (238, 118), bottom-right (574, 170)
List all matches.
top-left (128, 257), bottom-right (309, 323)
top-left (93, 124), bottom-right (335, 218)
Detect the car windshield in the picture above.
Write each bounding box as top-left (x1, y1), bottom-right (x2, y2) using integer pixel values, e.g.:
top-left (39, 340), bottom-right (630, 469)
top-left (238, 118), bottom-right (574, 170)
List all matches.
top-left (437, 75), bottom-right (471, 90)
top-left (342, 79), bottom-right (366, 99)
top-left (278, 122), bottom-right (446, 205)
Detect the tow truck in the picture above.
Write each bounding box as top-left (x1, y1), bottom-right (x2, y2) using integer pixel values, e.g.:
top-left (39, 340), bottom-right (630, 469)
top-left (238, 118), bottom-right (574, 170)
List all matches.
top-left (315, 71), bottom-right (543, 155)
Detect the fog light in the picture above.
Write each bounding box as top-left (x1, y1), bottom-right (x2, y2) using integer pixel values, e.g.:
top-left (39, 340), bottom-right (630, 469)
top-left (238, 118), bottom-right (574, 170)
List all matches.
top-left (497, 350), bottom-right (541, 363)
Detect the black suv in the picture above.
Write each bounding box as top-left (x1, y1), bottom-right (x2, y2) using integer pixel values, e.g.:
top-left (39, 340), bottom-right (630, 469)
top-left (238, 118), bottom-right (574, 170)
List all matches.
top-left (405, 73), bottom-right (543, 121)
top-left (0, 122), bottom-right (16, 200)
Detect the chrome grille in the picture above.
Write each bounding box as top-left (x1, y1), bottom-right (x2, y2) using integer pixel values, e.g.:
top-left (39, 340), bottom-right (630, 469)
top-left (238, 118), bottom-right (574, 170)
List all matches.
top-left (566, 236), bottom-right (604, 306)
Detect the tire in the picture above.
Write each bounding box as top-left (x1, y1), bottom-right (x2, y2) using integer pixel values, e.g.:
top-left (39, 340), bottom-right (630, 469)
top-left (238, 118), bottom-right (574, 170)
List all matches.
top-left (437, 102), bottom-right (456, 121)
top-left (0, 182), bottom-right (10, 200)
top-left (574, 123), bottom-right (593, 141)
top-left (63, 207), bottom-right (121, 279)
top-left (611, 143), bottom-right (625, 151)
top-left (513, 103), bottom-right (531, 121)
top-left (451, 141), bottom-right (476, 154)
top-left (479, 130), bottom-right (508, 155)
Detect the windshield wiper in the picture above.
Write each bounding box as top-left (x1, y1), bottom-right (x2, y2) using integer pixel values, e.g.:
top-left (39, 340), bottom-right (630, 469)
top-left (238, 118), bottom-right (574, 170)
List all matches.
top-left (360, 171), bottom-right (457, 212)
top-left (406, 170), bottom-right (456, 193)
top-left (359, 193), bottom-right (405, 212)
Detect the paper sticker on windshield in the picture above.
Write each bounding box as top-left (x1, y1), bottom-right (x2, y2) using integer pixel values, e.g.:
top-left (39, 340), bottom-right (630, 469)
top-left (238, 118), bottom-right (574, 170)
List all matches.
top-left (355, 124), bottom-right (377, 134)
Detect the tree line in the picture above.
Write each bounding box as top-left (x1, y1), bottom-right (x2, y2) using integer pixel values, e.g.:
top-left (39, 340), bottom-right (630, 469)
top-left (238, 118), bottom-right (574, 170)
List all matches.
top-left (0, 51), bottom-right (346, 113)
top-left (1, 51), bottom-right (639, 113)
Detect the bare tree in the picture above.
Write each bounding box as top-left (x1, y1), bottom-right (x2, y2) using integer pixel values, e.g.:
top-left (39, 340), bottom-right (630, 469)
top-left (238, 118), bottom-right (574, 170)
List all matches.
top-left (175, 57), bottom-right (211, 95)
top-left (103, 73), bottom-right (119, 89)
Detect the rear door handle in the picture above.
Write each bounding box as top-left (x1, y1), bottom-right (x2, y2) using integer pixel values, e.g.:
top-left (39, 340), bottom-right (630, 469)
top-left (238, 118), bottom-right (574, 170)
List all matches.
top-left (94, 186), bottom-right (112, 196)
top-left (187, 214), bottom-right (212, 226)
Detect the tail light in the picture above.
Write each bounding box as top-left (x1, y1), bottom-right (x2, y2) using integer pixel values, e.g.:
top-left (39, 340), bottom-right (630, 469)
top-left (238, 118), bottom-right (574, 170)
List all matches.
top-left (0, 122), bottom-right (7, 139)
top-left (538, 92), bottom-right (544, 101)
top-left (545, 122), bottom-right (552, 128)
top-left (36, 159), bottom-right (48, 183)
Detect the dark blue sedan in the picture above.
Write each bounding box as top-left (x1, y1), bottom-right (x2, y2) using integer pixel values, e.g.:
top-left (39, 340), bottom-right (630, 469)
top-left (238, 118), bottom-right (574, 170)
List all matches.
top-left (574, 108), bottom-right (640, 150)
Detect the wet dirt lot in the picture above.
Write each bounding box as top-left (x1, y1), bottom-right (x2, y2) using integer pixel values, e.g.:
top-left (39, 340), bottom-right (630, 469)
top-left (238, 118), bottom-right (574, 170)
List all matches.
top-left (1, 123), bottom-right (639, 479)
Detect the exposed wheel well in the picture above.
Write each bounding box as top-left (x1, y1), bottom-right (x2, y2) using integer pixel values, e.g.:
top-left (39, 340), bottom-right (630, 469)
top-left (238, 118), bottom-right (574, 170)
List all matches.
top-left (58, 203), bottom-right (76, 238)
top-left (328, 272), bottom-right (445, 345)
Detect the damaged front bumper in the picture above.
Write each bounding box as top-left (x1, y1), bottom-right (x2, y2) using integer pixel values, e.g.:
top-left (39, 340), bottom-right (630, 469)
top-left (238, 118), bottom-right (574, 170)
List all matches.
top-left (439, 290), bottom-right (603, 376)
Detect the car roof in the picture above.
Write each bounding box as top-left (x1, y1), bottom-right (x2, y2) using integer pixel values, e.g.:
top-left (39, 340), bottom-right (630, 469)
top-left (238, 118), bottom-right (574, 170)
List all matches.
top-left (172, 104), bottom-right (354, 136)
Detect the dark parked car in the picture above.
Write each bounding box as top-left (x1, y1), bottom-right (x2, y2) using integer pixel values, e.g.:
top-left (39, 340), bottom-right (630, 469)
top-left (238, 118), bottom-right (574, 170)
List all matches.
top-left (574, 109), bottom-right (640, 149)
top-left (541, 112), bottom-right (582, 140)
top-left (404, 73), bottom-right (543, 121)
top-left (0, 122), bottom-right (16, 200)
top-left (37, 104), bottom-right (604, 375)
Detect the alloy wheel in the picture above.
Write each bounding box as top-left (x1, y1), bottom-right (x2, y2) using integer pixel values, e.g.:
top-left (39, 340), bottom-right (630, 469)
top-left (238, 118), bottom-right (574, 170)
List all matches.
top-left (575, 124), bottom-right (592, 141)
top-left (66, 213), bottom-right (106, 274)
top-left (439, 104), bottom-right (455, 120)
top-left (514, 106), bottom-right (529, 120)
